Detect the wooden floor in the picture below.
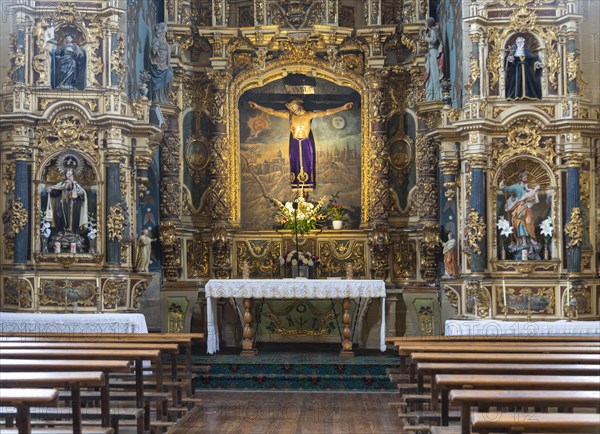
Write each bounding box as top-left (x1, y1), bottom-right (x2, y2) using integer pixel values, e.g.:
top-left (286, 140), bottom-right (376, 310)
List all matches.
top-left (171, 391), bottom-right (400, 434)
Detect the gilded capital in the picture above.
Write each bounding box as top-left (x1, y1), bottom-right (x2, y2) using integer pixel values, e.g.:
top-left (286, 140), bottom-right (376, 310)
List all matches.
top-left (563, 153), bottom-right (586, 168)
top-left (439, 159), bottom-right (459, 176)
top-left (467, 155), bottom-right (488, 169)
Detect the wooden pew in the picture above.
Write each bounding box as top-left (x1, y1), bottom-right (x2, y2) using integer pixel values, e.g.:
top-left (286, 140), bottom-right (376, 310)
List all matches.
top-left (0, 342), bottom-right (180, 384)
top-left (470, 411), bottom-right (600, 433)
top-left (0, 333), bottom-right (203, 395)
top-left (0, 349), bottom-right (162, 410)
top-left (396, 343), bottom-right (600, 371)
top-left (437, 374), bottom-right (600, 428)
top-left (0, 388), bottom-right (58, 434)
top-left (411, 352), bottom-right (600, 392)
top-left (0, 360), bottom-right (130, 430)
top-left (449, 389), bottom-right (600, 434)
top-left (386, 335), bottom-right (600, 343)
top-left (417, 362), bottom-right (600, 401)
top-left (0, 372), bottom-right (104, 434)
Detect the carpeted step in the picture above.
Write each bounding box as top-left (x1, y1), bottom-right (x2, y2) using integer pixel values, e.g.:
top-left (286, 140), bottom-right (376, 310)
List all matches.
top-left (193, 352), bottom-right (400, 391)
top-left (196, 372), bottom-right (397, 391)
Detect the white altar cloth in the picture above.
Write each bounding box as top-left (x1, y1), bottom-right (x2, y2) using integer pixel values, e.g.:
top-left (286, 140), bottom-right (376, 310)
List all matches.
top-left (0, 312), bottom-right (148, 334)
top-left (205, 279), bottom-right (387, 354)
top-left (445, 319), bottom-right (600, 337)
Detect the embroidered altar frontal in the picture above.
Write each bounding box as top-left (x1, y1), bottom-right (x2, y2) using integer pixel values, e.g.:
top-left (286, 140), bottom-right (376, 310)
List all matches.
top-left (205, 279), bottom-right (387, 354)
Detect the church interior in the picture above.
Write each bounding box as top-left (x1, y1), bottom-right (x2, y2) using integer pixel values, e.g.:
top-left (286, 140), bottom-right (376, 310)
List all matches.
top-left (0, 0), bottom-right (599, 433)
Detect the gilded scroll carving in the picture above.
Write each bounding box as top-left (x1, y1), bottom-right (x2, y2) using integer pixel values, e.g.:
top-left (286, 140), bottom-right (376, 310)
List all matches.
top-left (4, 277), bottom-right (32, 308)
top-left (466, 281), bottom-right (490, 318)
top-left (131, 280), bottom-right (149, 310)
top-left (103, 279), bottom-right (127, 309)
top-left (187, 239), bottom-right (210, 279)
top-left (319, 240), bottom-right (366, 277)
top-left (236, 240), bottom-right (282, 277)
top-left (392, 235), bottom-right (416, 279)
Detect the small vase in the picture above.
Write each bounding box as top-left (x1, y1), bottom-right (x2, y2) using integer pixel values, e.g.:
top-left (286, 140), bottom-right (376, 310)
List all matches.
top-left (332, 220), bottom-right (343, 230)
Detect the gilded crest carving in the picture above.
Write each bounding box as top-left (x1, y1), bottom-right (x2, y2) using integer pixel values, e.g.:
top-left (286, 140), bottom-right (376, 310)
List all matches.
top-left (564, 207), bottom-right (582, 249)
top-left (37, 114), bottom-right (99, 163)
top-left (5, 198), bottom-right (28, 238)
top-left (107, 203), bottom-right (125, 242)
top-left (465, 209), bottom-right (486, 255)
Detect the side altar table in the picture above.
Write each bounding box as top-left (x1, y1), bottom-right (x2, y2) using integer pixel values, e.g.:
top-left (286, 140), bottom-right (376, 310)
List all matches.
top-left (0, 312), bottom-right (148, 334)
top-left (205, 279), bottom-right (386, 356)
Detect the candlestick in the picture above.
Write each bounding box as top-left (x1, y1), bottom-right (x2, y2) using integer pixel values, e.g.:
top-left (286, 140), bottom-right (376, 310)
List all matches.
top-left (566, 280), bottom-right (570, 305)
top-left (502, 279), bottom-right (507, 307)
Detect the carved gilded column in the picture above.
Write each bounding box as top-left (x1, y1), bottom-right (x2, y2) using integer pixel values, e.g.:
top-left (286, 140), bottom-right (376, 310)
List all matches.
top-left (207, 71), bottom-right (233, 278)
top-left (159, 111), bottom-right (183, 281)
top-left (366, 69), bottom-right (389, 225)
top-left (415, 128), bottom-right (440, 281)
top-left (564, 152), bottom-right (584, 272)
top-left (12, 139), bottom-right (31, 265)
top-left (105, 150), bottom-right (122, 266)
top-left (468, 155), bottom-right (487, 273)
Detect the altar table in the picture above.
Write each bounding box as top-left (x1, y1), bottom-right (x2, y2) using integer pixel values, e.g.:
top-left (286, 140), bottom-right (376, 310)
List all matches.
top-left (445, 319), bottom-right (600, 337)
top-left (0, 312), bottom-right (148, 334)
top-left (205, 279), bottom-right (386, 356)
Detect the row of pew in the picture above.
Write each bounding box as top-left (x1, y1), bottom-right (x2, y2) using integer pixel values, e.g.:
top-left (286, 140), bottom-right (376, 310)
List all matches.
top-left (385, 335), bottom-right (600, 434)
top-left (0, 332), bottom-right (204, 434)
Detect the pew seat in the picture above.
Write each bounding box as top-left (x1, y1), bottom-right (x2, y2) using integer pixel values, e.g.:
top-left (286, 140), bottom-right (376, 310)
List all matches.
top-left (470, 411), bottom-right (600, 433)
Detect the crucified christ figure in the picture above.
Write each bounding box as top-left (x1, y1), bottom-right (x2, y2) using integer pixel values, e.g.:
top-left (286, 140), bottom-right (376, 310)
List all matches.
top-left (249, 98), bottom-right (353, 189)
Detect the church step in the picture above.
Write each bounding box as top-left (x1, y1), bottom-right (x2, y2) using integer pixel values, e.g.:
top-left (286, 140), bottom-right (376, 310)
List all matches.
top-left (196, 372), bottom-right (396, 391)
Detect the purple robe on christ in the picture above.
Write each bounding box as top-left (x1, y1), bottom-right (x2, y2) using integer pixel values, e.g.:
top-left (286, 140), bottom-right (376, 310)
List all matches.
top-left (289, 133), bottom-right (316, 189)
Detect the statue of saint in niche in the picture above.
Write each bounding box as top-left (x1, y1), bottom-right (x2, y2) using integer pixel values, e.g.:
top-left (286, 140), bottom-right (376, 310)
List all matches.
top-left (46, 168), bottom-right (89, 235)
top-left (149, 23), bottom-right (173, 104)
top-left (505, 36), bottom-right (544, 100)
top-left (51, 33), bottom-right (86, 90)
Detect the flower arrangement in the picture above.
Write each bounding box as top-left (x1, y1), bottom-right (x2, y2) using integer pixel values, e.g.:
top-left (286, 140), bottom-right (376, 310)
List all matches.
top-left (273, 196), bottom-right (327, 235)
top-left (328, 204), bottom-right (346, 221)
top-left (539, 216), bottom-right (553, 244)
top-left (279, 250), bottom-right (323, 268)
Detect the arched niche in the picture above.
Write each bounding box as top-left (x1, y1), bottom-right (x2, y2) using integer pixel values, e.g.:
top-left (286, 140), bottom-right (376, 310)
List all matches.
top-left (229, 62), bottom-right (370, 230)
top-left (38, 150), bottom-right (99, 254)
top-left (493, 156), bottom-right (557, 261)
